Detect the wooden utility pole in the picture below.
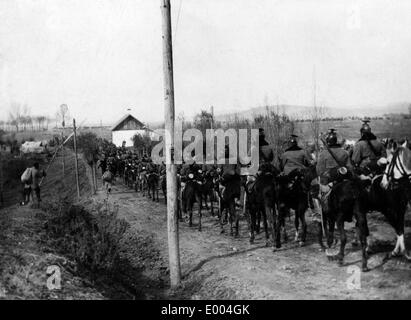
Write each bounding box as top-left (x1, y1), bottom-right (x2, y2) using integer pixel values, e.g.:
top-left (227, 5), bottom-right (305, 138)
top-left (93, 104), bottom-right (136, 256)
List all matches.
top-left (73, 119), bottom-right (80, 200)
top-left (161, 0), bottom-right (181, 288)
top-left (61, 131), bottom-right (65, 177)
top-left (210, 105), bottom-right (214, 129)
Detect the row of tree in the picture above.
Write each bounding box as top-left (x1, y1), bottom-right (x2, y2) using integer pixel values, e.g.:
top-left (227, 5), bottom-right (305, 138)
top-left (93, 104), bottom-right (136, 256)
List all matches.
top-left (2, 102), bottom-right (72, 132)
top-left (3, 103), bottom-right (51, 132)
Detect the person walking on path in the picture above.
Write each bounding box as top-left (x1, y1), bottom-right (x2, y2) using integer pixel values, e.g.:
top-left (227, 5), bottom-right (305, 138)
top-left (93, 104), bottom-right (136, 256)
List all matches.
top-left (31, 162), bottom-right (46, 207)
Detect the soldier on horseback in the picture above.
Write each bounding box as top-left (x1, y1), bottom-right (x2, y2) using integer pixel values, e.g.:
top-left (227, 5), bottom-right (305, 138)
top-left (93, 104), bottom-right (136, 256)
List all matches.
top-left (352, 120), bottom-right (386, 176)
top-left (316, 129), bottom-right (352, 200)
top-left (279, 134), bottom-right (312, 175)
top-left (311, 129), bottom-right (352, 248)
top-left (257, 128), bottom-right (277, 175)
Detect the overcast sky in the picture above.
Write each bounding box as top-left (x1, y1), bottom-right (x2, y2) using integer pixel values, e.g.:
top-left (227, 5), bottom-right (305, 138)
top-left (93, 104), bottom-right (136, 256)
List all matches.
top-left (1, 0), bottom-right (411, 124)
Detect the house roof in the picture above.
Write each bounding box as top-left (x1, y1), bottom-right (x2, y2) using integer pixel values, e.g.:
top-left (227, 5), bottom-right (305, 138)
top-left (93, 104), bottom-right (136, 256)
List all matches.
top-left (111, 113), bottom-right (145, 131)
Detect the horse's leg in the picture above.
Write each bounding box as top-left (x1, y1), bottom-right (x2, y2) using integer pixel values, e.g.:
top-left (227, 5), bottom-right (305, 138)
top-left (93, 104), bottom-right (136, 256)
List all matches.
top-left (273, 204), bottom-right (283, 249)
top-left (247, 205), bottom-right (255, 244)
top-left (266, 204), bottom-right (278, 250)
top-left (337, 220), bottom-right (347, 266)
top-left (209, 191), bottom-right (214, 216)
top-left (294, 207), bottom-right (300, 242)
top-left (203, 192), bottom-right (209, 211)
top-left (182, 195), bottom-right (187, 221)
top-left (327, 218), bottom-right (346, 266)
top-left (281, 208), bottom-right (288, 243)
top-left (198, 195), bottom-right (202, 232)
top-left (220, 203), bottom-right (225, 234)
top-left (178, 191), bottom-right (183, 221)
top-left (229, 202), bottom-right (235, 236)
top-left (255, 208), bottom-right (261, 234)
top-left (234, 198), bottom-right (240, 237)
top-left (355, 206), bottom-right (369, 272)
top-left (327, 218), bottom-right (335, 249)
top-left (261, 208), bottom-right (269, 246)
top-left (188, 201), bottom-right (193, 227)
top-left (300, 204), bottom-right (308, 246)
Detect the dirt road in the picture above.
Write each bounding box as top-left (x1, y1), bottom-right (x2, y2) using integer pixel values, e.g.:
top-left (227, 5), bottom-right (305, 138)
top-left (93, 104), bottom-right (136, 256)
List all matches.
top-left (93, 179), bottom-right (411, 300)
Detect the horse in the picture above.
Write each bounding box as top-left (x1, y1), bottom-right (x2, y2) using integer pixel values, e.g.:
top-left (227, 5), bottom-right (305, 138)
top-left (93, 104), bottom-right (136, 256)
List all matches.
top-left (373, 140), bottom-right (411, 260)
top-left (198, 169), bottom-right (217, 216)
top-left (147, 169), bottom-right (159, 202)
top-left (160, 173), bottom-right (167, 203)
top-left (181, 173), bottom-right (203, 231)
top-left (276, 168), bottom-right (310, 247)
top-left (244, 174), bottom-right (270, 245)
top-left (244, 167), bottom-right (280, 248)
top-left (323, 174), bottom-right (370, 272)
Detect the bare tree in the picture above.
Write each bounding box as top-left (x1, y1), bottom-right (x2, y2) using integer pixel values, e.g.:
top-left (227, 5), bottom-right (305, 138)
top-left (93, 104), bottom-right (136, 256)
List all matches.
top-left (34, 116), bottom-right (45, 131)
top-left (8, 102), bottom-right (22, 132)
top-left (307, 104), bottom-right (327, 156)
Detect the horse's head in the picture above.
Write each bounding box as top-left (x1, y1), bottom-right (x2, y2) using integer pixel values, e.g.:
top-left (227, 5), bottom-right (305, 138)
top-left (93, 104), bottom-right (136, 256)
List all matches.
top-left (381, 142), bottom-right (411, 189)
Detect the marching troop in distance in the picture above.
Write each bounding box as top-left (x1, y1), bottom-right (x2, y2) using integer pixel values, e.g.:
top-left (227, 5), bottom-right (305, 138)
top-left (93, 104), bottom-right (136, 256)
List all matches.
top-left (97, 120), bottom-right (411, 271)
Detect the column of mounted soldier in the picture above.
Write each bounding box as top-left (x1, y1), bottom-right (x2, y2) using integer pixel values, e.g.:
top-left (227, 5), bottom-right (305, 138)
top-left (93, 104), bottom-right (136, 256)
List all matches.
top-left (98, 121), bottom-right (411, 272)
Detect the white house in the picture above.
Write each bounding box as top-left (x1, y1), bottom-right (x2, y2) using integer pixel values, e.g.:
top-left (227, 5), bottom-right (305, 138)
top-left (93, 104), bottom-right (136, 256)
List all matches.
top-left (111, 114), bottom-right (159, 147)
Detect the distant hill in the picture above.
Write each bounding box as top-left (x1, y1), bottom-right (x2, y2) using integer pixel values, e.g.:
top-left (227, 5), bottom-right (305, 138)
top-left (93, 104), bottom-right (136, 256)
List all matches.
top-left (214, 102), bottom-right (411, 121)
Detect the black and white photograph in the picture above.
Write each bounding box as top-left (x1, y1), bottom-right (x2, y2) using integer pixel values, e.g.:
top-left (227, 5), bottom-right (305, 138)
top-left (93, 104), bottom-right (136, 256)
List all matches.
top-left (0, 0), bottom-right (410, 304)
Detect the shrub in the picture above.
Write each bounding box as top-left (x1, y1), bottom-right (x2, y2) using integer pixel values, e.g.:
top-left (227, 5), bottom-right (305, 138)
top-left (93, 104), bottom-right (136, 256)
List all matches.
top-left (44, 201), bottom-right (129, 274)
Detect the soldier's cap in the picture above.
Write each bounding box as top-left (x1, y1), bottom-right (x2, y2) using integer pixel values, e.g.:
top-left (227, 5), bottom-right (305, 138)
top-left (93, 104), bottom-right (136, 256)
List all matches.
top-left (361, 120), bottom-right (371, 133)
top-left (290, 134), bottom-right (298, 138)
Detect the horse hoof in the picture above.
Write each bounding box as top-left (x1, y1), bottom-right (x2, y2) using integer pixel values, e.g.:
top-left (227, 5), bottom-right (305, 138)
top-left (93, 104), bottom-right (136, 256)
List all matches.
top-left (265, 241), bottom-right (270, 247)
top-left (249, 238), bottom-right (254, 244)
top-left (338, 260), bottom-right (344, 267)
top-left (220, 229), bottom-right (225, 234)
top-left (351, 240), bottom-right (359, 247)
top-left (362, 266), bottom-right (370, 272)
top-left (276, 243), bottom-right (281, 249)
top-left (298, 241), bottom-right (305, 247)
top-left (198, 228), bottom-right (202, 232)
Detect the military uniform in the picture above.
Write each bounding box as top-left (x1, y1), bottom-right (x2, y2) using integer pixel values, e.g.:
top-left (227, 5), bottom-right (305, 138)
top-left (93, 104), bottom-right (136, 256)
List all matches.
top-left (311, 130), bottom-right (351, 228)
top-left (280, 145), bottom-right (311, 175)
top-left (352, 133), bottom-right (385, 174)
top-left (316, 146), bottom-right (351, 184)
